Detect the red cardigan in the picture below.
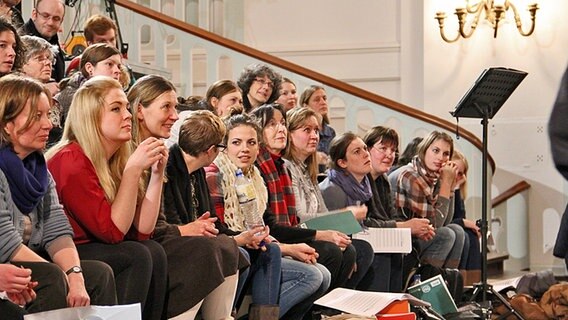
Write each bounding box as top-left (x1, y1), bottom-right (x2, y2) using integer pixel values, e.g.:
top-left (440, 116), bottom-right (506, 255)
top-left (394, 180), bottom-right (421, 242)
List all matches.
top-left (48, 142), bottom-right (149, 244)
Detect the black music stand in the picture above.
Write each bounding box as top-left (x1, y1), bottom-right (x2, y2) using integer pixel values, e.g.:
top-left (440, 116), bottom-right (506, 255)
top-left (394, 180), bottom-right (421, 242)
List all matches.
top-left (450, 67), bottom-right (527, 319)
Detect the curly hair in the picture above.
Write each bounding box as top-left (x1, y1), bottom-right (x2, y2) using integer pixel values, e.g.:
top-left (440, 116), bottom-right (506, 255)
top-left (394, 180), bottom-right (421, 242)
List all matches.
top-left (237, 63), bottom-right (282, 113)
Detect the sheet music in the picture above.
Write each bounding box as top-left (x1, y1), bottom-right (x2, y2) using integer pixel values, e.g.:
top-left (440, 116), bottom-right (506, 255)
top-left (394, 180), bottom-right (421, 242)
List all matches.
top-left (315, 288), bottom-right (427, 317)
top-left (490, 276), bottom-right (522, 292)
top-left (352, 228), bottom-right (412, 253)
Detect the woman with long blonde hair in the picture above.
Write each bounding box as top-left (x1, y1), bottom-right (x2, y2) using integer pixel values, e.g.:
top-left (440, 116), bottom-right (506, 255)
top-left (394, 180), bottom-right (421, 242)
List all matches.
top-left (46, 76), bottom-right (168, 320)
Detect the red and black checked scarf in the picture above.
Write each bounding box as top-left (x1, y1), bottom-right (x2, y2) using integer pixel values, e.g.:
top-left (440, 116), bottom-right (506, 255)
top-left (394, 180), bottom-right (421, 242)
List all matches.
top-left (256, 147), bottom-right (298, 226)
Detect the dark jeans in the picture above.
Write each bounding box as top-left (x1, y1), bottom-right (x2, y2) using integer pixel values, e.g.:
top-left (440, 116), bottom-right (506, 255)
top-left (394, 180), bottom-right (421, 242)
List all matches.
top-left (357, 253), bottom-right (403, 292)
top-left (15, 260), bottom-right (116, 314)
top-left (459, 228), bottom-right (482, 270)
top-left (344, 239), bottom-right (374, 289)
top-left (77, 240), bottom-right (168, 320)
top-left (309, 240), bottom-right (356, 289)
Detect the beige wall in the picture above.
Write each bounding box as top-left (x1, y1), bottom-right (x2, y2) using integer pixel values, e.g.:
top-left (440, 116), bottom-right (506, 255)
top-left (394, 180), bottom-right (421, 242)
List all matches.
top-left (243, 0), bottom-right (568, 271)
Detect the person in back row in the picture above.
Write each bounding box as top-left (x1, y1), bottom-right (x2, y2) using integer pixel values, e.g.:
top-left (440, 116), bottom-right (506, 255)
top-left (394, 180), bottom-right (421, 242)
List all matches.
top-left (20, 0), bottom-right (66, 82)
top-left (46, 77), bottom-right (168, 320)
top-left (237, 63), bottom-right (282, 113)
top-left (66, 14), bottom-right (118, 77)
top-left (0, 75), bottom-right (116, 315)
top-left (0, 17), bottom-right (24, 77)
top-left (130, 75), bottom-right (247, 320)
top-left (56, 43), bottom-right (122, 121)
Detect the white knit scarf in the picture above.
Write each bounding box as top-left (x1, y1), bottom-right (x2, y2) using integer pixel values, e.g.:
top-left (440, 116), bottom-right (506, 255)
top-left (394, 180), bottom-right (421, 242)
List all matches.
top-left (213, 152), bottom-right (268, 232)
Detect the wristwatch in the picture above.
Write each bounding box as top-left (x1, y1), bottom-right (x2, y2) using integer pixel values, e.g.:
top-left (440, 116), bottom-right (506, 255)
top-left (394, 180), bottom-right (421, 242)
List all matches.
top-left (65, 266), bottom-right (83, 275)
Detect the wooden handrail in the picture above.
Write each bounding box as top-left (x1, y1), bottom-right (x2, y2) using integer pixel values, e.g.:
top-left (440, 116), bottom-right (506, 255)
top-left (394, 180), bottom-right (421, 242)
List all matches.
top-left (491, 181), bottom-right (531, 208)
top-left (114, 0), bottom-right (495, 171)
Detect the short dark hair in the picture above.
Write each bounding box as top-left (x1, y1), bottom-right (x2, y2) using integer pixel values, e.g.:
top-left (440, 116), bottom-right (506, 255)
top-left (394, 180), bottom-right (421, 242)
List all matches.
top-left (251, 102), bottom-right (286, 146)
top-left (362, 126), bottom-right (399, 150)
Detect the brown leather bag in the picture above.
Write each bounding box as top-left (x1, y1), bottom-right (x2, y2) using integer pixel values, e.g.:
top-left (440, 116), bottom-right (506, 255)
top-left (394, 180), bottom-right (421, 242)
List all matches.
top-left (540, 283), bottom-right (568, 319)
top-left (493, 294), bottom-right (548, 320)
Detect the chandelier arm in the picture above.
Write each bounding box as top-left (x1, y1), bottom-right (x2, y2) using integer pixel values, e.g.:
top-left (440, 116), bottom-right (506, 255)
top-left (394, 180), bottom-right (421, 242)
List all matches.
top-left (459, 7), bottom-right (484, 38)
top-left (435, 13), bottom-right (461, 43)
top-left (510, 3), bottom-right (539, 36)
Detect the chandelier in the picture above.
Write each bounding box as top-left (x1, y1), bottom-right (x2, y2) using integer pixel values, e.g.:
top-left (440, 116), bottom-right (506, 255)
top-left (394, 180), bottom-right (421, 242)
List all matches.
top-left (435, 0), bottom-right (539, 43)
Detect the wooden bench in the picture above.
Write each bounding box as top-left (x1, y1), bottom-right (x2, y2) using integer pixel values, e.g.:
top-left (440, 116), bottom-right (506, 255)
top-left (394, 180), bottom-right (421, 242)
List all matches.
top-left (487, 252), bottom-right (509, 277)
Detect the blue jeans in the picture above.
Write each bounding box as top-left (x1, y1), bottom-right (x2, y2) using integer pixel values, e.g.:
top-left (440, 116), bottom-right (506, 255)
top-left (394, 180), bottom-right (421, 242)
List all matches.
top-left (234, 247), bottom-right (251, 309)
top-left (418, 224), bottom-right (465, 268)
top-left (279, 259), bottom-right (330, 319)
top-left (247, 243), bottom-right (282, 305)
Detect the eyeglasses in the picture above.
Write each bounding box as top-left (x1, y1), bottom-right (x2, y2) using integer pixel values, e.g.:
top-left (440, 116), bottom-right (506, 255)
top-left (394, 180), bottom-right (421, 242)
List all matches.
top-left (35, 10), bottom-right (63, 23)
top-left (372, 145), bottom-right (399, 157)
top-left (253, 78), bottom-right (274, 89)
top-left (30, 54), bottom-right (55, 65)
top-left (215, 144), bottom-right (227, 152)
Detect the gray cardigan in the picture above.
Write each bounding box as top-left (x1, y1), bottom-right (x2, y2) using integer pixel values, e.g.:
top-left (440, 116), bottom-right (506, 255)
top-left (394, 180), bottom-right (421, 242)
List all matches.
top-left (0, 169), bottom-right (74, 263)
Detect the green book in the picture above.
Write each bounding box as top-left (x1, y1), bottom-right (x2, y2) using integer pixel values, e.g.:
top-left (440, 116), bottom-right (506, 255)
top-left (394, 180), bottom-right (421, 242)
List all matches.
top-left (407, 274), bottom-right (458, 315)
top-left (298, 210), bottom-right (363, 235)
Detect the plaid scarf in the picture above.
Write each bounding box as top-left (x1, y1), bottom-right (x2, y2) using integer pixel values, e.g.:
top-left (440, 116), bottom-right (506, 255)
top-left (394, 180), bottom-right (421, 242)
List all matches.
top-left (256, 147), bottom-right (298, 226)
top-left (394, 156), bottom-right (441, 220)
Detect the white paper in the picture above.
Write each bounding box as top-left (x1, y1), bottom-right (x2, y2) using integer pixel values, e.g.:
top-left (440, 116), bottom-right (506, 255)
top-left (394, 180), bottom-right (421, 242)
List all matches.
top-left (24, 303), bottom-right (141, 320)
top-left (315, 288), bottom-right (428, 317)
top-left (352, 228), bottom-right (412, 253)
top-left (490, 276), bottom-right (523, 292)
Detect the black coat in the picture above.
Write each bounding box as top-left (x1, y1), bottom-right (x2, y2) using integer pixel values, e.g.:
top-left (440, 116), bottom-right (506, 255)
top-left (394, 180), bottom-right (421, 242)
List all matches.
top-left (21, 19), bottom-right (66, 82)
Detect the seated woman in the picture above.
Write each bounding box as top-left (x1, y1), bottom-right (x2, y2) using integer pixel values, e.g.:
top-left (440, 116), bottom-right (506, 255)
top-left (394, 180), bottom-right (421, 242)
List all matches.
top-left (199, 79), bottom-right (244, 117)
top-left (0, 17), bottom-right (23, 77)
top-left (451, 150), bottom-right (481, 285)
top-left (299, 86), bottom-right (335, 163)
top-left (283, 107), bottom-right (372, 289)
top-left (388, 130), bottom-right (465, 270)
top-left (129, 75), bottom-right (247, 319)
top-left (20, 35), bottom-right (59, 96)
top-left (0, 75), bottom-right (116, 314)
top-left (237, 63), bottom-right (282, 113)
top-left (276, 77), bottom-right (298, 112)
top-left (361, 126), bottom-right (433, 292)
top-left (46, 77), bottom-right (168, 320)
top-left (252, 103), bottom-right (348, 293)
top-left (19, 35), bottom-right (62, 146)
top-left (55, 43), bottom-right (122, 124)
top-left (205, 111), bottom-right (329, 319)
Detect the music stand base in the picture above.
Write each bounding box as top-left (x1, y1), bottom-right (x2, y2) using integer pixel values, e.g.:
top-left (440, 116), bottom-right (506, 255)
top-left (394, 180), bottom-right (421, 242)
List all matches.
top-left (469, 283), bottom-right (525, 320)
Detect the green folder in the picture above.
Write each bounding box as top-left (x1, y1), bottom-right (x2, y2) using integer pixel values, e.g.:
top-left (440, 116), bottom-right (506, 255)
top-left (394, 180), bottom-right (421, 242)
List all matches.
top-left (407, 274), bottom-right (458, 315)
top-left (298, 210), bottom-right (363, 235)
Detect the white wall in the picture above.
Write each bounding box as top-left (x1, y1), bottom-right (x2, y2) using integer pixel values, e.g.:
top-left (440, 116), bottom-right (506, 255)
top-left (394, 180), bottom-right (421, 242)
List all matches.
top-left (422, 0), bottom-right (568, 271)
top-left (242, 0), bottom-right (568, 271)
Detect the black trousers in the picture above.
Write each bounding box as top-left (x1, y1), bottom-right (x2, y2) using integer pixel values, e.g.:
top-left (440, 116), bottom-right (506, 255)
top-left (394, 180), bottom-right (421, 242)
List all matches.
top-left (77, 240), bottom-right (168, 320)
top-left (308, 240), bottom-right (356, 289)
top-left (13, 260), bottom-right (116, 314)
top-left (0, 299), bottom-right (25, 320)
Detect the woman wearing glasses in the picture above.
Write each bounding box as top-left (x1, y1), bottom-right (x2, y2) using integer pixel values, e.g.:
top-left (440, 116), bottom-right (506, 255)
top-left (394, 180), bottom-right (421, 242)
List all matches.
top-left (361, 126), bottom-right (433, 292)
top-left (129, 75), bottom-right (247, 319)
top-left (237, 63), bottom-right (282, 113)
